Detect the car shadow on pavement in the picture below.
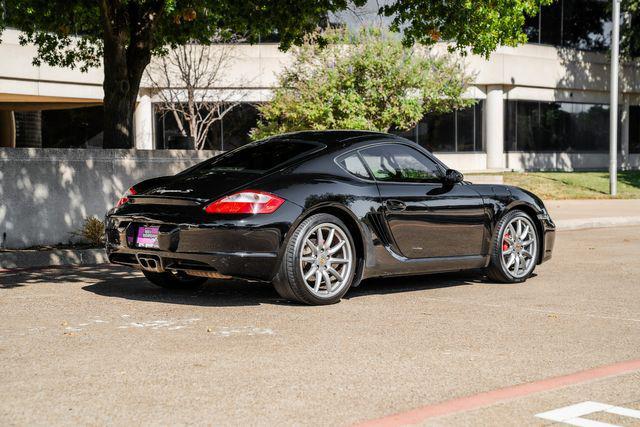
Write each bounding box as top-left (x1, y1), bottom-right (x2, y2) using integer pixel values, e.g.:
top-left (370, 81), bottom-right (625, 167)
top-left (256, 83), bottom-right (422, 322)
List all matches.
top-left (2, 264), bottom-right (491, 306)
top-left (346, 270), bottom-right (487, 300)
top-left (83, 275), bottom-right (283, 307)
top-left (81, 269), bottom-right (488, 307)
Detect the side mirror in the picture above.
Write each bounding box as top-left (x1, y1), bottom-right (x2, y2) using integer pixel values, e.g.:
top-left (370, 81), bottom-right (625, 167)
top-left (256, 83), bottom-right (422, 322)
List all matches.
top-left (444, 169), bottom-right (464, 184)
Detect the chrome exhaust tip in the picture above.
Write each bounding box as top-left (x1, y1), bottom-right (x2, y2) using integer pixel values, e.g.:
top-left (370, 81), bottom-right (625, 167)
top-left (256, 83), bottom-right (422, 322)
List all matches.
top-left (136, 254), bottom-right (163, 272)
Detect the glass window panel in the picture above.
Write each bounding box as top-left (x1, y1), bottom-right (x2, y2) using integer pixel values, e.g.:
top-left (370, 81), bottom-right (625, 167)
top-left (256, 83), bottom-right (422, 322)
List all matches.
top-left (630, 106), bottom-right (640, 154)
top-left (475, 101), bottom-right (484, 151)
top-left (154, 107), bottom-right (199, 150)
top-left (221, 103), bottom-right (260, 151)
top-left (457, 104), bottom-right (478, 152)
top-left (515, 101), bottom-right (540, 151)
top-left (359, 144), bottom-right (441, 183)
top-left (337, 153), bottom-right (372, 180)
top-left (523, 6), bottom-right (541, 43)
top-left (562, 0), bottom-right (610, 50)
top-left (14, 106), bottom-right (105, 148)
top-left (539, 1), bottom-right (562, 46)
top-left (504, 100), bottom-right (517, 151)
top-left (187, 139), bottom-right (323, 176)
top-left (417, 111), bottom-right (455, 152)
top-left (506, 100), bottom-right (611, 152)
top-left (577, 103), bottom-right (609, 151)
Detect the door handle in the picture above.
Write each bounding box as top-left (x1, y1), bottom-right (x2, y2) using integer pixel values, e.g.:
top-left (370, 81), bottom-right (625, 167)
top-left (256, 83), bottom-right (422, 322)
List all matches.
top-left (384, 199), bottom-right (406, 212)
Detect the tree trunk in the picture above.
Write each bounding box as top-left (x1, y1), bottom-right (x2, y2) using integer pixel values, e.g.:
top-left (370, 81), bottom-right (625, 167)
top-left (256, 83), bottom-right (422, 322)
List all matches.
top-left (100, 2), bottom-right (155, 149)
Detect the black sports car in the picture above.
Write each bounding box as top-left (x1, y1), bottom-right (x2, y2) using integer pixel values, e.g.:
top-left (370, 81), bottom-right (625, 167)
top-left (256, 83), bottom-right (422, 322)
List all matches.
top-left (105, 130), bottom-right (555, 305)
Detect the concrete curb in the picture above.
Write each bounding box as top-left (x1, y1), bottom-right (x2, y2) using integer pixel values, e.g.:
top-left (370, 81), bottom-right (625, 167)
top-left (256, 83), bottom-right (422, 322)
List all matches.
top-left (0, 248), bottom-right (108, 270)
top-left (555, 217), bottom-right (640, 231)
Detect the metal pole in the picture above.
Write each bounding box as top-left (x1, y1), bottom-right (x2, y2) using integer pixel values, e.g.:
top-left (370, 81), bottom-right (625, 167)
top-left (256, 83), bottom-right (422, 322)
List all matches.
top-left (609, 0), bottom-right (620, 196)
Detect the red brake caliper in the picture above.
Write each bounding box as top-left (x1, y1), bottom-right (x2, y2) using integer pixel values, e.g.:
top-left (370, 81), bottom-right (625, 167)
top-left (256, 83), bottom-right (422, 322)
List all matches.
top-left (502, 233), bottom-right (511, 252)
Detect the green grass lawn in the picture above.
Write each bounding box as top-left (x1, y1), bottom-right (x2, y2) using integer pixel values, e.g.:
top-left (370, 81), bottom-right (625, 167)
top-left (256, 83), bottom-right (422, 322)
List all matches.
top-left (499, 171), bottom-right (640, 200)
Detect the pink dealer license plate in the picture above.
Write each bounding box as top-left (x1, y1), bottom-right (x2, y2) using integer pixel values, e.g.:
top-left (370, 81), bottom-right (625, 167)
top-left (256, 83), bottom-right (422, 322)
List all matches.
top-left (136, 226), bottom-right (160, 249)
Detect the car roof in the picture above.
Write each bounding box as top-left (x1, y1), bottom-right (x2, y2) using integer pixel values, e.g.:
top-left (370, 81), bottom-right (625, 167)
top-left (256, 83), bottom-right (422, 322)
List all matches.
top-left (270, 130), bottom-right (394, 145)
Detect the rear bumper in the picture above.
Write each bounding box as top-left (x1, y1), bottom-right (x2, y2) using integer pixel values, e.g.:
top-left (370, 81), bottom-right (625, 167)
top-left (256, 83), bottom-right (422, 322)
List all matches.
top-left (105, 202), bottom-right (302, 281)
top-left (538, 212), bottom-right (556, 263)
top-left (106, 247), bottom-right (279, 281)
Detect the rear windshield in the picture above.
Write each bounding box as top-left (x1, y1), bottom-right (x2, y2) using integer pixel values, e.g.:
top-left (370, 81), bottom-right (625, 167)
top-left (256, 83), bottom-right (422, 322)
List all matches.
top-left (185, 139), bottom-right (324, 176)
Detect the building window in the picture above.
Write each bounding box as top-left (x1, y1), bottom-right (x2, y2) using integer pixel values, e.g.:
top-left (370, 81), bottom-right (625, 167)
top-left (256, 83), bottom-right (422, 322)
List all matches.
top-left (504, 100), bottom-right (611, 152)
top-left (524, 0), bottom-right (611, 51)
top-left (154, 103), bottom-right (260, 151)
top-left (14, 106), bottom-right (104, 148)
top-left (630, 106), bottom-right (640, 154)
top-left (391, 101), bottom-right (484, 153)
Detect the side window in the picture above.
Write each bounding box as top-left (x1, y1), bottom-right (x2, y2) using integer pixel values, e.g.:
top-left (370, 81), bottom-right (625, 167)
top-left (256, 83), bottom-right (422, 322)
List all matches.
top-left (337, 152), bottom-right (372, 180)
top-left (359, 144), bottom-right (442, 183)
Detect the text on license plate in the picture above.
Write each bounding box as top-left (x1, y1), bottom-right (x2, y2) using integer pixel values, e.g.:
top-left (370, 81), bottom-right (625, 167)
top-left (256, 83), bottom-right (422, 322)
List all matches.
top-left (136, 226), bottom-right (159, 248)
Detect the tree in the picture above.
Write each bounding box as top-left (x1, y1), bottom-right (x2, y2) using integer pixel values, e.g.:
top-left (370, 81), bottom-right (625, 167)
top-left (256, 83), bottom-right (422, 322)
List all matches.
top-left (0, 0), bottom-right (549, 148)
top-left (0, 0), bottom-right (365, 148)
top-left (145, 41), bottom-right (249, 150)
top-left (251, 28), bottom-right (473, 140)
top-left (620, 0), bottom-right (640, 58)
top-left (380, 0), bottom-right (554, 57)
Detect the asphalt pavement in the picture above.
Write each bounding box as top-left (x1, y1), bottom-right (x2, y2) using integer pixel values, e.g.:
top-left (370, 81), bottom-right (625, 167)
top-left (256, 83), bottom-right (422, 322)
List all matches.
top-left (1, 226), bottom-right (639, 426)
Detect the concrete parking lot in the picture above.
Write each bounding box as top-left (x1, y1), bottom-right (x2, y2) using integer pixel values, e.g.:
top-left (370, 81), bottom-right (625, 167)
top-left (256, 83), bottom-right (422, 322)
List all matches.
top-left (1, 226), bottom-right (639, 426)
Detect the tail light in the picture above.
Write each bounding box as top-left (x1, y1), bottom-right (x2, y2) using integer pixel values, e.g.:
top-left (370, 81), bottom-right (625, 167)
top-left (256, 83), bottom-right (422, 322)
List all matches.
top-left (204, 191), bottom-right (285, 214)
top-left (116, 186), bottom-right (137, 207)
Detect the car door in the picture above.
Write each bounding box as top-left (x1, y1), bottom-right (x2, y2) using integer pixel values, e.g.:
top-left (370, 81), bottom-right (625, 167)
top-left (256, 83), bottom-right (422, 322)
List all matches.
top-left (358, 143), bottom-right (488, 259)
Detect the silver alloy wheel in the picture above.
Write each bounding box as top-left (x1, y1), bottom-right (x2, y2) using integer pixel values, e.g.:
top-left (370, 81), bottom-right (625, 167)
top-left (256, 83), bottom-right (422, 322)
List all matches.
top-left (299, 222), bottom-right (353, 299)
top-left (500, 216), bottom-right (537, 278)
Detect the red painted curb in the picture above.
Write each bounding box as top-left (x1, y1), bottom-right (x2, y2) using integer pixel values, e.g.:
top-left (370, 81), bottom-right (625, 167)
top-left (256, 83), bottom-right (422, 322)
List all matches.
top-left (355, 359), bottom-right (640, 427)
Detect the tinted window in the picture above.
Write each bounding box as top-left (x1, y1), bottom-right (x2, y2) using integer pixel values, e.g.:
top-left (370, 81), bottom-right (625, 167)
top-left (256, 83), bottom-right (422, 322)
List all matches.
top-left (359, 144), bottom-right (442, 183)
top-left (338, 153), bottom-right (372, 180)
top-left (631, 106), bottom-right (640, 154)
top-left (505, 100), bottom-right (610, 152)
top-left (189, 139), bottom-right (322, 175)
top-left (523, 0), bottom-right (611, 51)
top-left (390, 102), bottom-right (483, 152)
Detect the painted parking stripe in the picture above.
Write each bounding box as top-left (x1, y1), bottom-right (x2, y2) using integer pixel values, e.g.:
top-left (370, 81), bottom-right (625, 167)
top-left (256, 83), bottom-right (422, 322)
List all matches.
top-left (354, 359), bottom-right (640, 427)
top-left (535, 401), bottom-right (640, 427)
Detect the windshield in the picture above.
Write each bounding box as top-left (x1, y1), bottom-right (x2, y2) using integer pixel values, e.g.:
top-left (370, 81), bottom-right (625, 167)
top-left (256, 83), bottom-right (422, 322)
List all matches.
top-left (184, 139), bottom-right (324, 177)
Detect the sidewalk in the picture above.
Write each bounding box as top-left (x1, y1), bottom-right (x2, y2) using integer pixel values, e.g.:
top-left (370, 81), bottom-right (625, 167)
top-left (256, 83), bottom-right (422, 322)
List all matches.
top-left (545, 199), bottom-right (640, 230)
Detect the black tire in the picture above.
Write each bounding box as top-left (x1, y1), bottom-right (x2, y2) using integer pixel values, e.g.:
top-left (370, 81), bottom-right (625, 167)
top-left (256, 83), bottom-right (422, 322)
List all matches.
top-left (273, 213), bottom-right (356, 305)
top-left (486, 210), bottom-right (539, 283)
top-left (142, 270), bottom-right (207, 290)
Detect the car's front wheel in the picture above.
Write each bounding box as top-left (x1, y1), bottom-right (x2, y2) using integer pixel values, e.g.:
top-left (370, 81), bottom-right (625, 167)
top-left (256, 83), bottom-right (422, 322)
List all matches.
top-left (486, 210), bottom-right (539, 283)
top-left (142, 270), bottom-right (207, 290)
top-left (273, 213), bottom-right (356, 305)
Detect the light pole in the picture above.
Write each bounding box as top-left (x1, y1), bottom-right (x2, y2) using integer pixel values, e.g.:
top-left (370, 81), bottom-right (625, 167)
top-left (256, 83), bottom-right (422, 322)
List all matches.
top-left (609, 0), bottom-right (621, 196)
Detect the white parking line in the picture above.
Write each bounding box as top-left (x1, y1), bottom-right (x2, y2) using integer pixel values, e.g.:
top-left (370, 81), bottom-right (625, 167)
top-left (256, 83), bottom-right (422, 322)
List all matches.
top-left (535, 401), bottom-right (640, 427)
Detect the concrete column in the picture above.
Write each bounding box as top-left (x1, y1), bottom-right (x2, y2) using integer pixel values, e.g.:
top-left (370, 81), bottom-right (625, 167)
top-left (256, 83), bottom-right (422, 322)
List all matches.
top-left (485, 85), bottom-right (505, 170)
top-left (134, 93), bottom-right (154, 150)
top-left (621, 95), bottom-right (630, 171)
top-left (0, 111), bottom-right (16, 147)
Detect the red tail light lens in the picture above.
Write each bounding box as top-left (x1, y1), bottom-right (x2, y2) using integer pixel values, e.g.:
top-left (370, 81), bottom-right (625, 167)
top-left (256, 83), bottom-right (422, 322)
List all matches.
top-left (116, 187), bottom-right (137, 207)
top-left (204, 191), bottom-right (285, 214)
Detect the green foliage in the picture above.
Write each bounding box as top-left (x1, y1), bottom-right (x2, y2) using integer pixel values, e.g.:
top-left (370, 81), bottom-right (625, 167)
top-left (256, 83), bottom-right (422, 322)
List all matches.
top-left (71, 216), bottom-right (105, 247)
top-left (381, 0), bottom-right (553, 57)
top-left (621, 0), bottom-right (640, 58)
top-left (0, 0), bottom-right (363, 72)
top-left (251, 28), bottom-right (474, 140)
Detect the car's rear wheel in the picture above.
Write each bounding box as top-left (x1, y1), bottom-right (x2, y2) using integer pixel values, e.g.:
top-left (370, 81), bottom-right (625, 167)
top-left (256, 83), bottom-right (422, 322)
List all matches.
top-left (486, 210), bottom-right (539, 283)
top-left (142, 270), bottom-right (207, 290)
top-left (273, 213), bottom-right (356, 305)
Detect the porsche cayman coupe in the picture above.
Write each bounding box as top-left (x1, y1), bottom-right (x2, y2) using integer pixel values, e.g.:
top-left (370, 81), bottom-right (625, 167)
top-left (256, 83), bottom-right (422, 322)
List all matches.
top-left (105, 131), bottom-right (555, 305)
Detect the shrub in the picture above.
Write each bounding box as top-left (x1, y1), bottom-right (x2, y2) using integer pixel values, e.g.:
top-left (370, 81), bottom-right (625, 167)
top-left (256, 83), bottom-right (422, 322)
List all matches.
top-left (73, 216), bottom-right (105, 247)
